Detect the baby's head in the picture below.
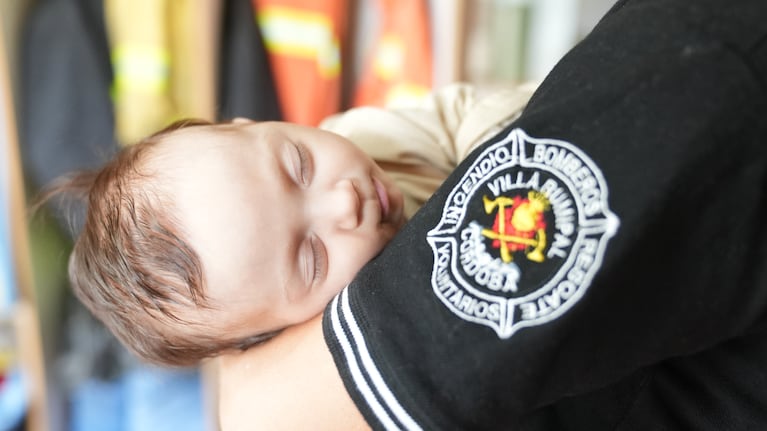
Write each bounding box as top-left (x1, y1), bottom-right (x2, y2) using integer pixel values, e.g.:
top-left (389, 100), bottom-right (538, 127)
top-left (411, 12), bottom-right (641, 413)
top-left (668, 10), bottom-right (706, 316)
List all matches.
top-left (58, 118), bottom-right (406, 366)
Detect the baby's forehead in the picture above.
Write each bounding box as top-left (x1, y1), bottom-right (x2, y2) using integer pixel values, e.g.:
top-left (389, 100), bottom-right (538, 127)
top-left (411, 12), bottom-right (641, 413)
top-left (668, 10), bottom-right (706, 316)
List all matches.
top-left (152, 126), bottom-right (220, 154)
top-left (144, 128), bottom-right (235, 174)
top-left (146, 129), bottom-right (260, 221)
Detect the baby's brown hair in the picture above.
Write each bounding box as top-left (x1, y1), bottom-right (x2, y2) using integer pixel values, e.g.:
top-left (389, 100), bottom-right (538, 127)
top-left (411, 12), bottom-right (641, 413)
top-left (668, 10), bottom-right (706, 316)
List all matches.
top-left (41, 120), bottom-right (277, 367)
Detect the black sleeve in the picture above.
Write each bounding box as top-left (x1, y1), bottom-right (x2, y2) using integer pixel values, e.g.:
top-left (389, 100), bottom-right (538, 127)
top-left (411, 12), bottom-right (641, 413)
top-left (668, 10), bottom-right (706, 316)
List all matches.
top-left (324, 1), bottom-right (767, 430)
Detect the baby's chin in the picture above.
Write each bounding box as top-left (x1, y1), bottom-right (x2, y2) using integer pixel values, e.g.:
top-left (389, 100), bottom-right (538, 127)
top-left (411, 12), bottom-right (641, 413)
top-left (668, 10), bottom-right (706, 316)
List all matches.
top-left (373, 230), bottom-right (399, 256)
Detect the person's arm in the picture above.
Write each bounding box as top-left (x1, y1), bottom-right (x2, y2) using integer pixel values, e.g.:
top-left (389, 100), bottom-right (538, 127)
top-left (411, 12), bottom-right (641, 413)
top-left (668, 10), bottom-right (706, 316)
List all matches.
top-left (217, 313), bottom-right (368, 431)
top-left (218, 1), bottom-right (767, 429)
top-left (318, 1), bottom-right (767, 428)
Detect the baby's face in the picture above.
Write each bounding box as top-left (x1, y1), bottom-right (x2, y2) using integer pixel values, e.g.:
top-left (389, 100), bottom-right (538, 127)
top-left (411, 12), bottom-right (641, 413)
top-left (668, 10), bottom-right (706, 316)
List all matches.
top-left (150, 120), bottom-right (406, 341)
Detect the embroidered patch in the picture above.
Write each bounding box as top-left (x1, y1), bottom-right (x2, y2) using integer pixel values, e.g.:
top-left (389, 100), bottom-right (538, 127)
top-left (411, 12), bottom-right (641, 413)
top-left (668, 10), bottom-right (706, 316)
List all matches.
top-left (427, 128), bottom-right (619, 338)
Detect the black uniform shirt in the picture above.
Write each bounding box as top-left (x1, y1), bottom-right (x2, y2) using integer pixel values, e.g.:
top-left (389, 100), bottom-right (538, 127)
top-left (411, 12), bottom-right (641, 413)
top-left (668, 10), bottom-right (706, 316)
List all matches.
top-left (324, 0), bottom-right (767, 429)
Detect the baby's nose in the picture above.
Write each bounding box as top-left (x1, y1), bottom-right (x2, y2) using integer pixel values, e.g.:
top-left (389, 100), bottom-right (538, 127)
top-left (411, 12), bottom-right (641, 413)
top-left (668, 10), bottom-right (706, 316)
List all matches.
top-left (321, 179), bottom-right (361, 231)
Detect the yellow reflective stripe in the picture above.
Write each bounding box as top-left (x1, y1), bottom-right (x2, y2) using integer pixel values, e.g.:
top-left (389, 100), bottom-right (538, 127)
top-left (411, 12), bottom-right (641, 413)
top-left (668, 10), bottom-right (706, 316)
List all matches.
top-left (373, 34), bottom-right (404, 80)
top-left (111, 44), bottom-right (170, 92)
top-left (257, 6), bottom-right (340, 77)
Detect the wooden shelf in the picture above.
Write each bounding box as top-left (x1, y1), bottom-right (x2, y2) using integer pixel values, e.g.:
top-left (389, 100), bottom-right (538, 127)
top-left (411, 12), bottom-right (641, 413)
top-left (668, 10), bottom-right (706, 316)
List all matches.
top-left (0, 10), bottom-right (49, 431)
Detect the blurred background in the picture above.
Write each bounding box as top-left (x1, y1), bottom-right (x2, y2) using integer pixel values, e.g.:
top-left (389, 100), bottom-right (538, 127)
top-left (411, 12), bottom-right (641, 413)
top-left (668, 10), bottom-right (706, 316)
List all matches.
top-left (0, 0), bottom-right (614, 430)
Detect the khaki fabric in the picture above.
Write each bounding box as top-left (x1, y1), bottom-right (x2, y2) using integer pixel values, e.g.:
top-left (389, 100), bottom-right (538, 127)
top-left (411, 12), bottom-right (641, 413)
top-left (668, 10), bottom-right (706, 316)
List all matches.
top-left (321, 83), bottom-right (534, 218)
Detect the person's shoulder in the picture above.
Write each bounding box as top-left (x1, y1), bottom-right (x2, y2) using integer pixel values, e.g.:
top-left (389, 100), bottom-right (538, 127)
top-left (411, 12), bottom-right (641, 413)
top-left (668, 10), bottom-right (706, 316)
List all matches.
top-left (216, 351), bottom-right (262, 431)
top-left (217, 314), bottom-right (371, 430)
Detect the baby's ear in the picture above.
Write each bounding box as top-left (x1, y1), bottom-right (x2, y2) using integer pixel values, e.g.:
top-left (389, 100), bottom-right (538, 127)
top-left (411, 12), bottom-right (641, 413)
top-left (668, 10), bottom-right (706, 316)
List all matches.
top-left (231, 117), bottom-right (253, 125)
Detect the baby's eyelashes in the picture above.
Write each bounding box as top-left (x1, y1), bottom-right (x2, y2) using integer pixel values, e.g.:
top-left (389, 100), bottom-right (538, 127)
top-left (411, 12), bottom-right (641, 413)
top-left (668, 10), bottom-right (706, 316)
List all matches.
top-left (300, 237), bottom-right (315, 286)
top-left (293, 142), bottom-right (313, 186)
top-left (310, 235), bottom-right (327, 284)
top-left (300, 234), bottom-right (325, 288)
top-left (283, 141), bottom-right (308, 187)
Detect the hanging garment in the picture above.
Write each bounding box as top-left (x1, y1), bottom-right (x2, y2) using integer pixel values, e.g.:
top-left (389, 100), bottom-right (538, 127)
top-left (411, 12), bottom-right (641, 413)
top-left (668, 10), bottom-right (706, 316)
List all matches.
top-left (104, 0), bottom-right (174, 145)
top-left (167, 0), bottom-right (218, 127)
top-left (20, 0), bottom-right (117, 190)
top-left (252, 0), bottom-right (347, 125)
top-left (218, 0), bottom-right (283, 121)
top-left (353, 0), bottom-right (433, 107)
top-left (105, 0), bottom-right (218, 145)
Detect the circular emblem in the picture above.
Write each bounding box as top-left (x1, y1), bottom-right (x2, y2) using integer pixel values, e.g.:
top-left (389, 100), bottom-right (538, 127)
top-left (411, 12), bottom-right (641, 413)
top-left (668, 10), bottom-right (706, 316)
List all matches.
top-left (427, 128), bottom-right (620, 338)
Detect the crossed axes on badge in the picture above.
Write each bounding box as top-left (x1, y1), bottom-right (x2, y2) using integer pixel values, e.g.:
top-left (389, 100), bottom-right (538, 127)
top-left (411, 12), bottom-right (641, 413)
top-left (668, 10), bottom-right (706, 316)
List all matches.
top-left (481, 195), bottom-right (547, 263)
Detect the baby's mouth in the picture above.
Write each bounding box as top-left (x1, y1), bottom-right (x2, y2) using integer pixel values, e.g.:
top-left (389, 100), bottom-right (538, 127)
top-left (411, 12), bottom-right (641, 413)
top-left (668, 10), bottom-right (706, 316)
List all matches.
top-left (373, 177), bottom-right (390, 221)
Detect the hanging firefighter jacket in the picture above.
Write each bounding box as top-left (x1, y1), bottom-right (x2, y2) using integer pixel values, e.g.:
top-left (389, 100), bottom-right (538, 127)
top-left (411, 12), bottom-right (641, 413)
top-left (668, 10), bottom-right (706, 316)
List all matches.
top-left (253, 0), bottom-right (347, 125)
top-left (218, 0), bottom-right (283, 122)
top-left (353, 0), bottom-right (433, 107)
top-left (21, 0), bottom-right (117, 190)
top-left (104, 0), bottom-right (217, 145)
